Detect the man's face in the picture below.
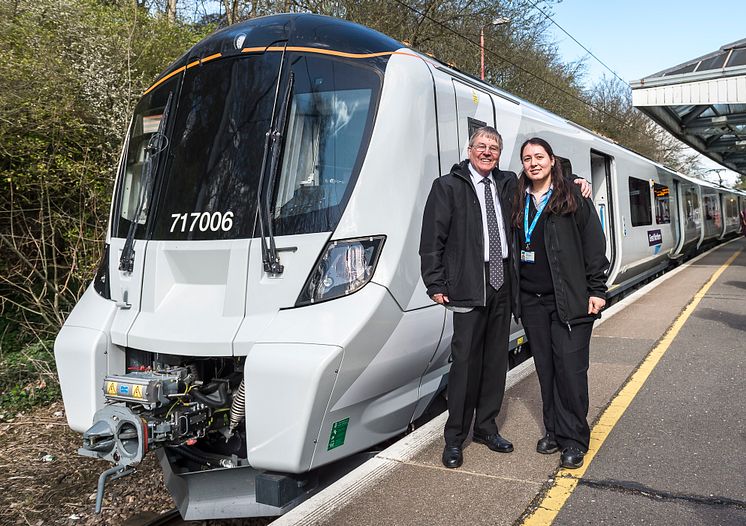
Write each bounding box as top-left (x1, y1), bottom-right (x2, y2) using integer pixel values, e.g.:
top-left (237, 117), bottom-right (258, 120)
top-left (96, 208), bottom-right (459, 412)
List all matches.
top-left (468, 135), bottom-right (501, 176)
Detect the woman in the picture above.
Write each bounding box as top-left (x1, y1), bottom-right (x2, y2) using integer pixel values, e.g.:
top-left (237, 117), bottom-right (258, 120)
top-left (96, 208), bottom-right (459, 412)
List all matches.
top-left (512, 137), bottom-right (609, 469)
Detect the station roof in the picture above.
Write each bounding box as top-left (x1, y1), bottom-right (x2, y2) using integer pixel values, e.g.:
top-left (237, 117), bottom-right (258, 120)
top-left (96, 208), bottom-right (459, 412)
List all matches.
top-left (630, 38), bottom-right (746, 176)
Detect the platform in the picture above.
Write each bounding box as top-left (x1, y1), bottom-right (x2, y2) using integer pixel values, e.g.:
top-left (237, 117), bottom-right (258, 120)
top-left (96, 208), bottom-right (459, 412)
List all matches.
top-left (273, 238), bottom-right (746, 526)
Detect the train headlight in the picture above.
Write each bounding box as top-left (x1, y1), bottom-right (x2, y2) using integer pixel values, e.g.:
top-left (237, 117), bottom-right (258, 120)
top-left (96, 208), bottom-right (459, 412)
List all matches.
top-left (296, 236), bottom-right (385, 306)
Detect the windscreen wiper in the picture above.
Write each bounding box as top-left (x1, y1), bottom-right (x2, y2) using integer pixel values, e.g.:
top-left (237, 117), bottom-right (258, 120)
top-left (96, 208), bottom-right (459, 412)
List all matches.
top-left (119, 92), bottom-right (173, 273)
top-left (257, 43), bottom-right (292, 275)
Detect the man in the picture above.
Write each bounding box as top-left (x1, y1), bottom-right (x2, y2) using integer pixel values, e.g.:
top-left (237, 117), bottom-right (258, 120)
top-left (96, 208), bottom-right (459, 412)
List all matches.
top-left (420, 127), bottom-right (516, 468)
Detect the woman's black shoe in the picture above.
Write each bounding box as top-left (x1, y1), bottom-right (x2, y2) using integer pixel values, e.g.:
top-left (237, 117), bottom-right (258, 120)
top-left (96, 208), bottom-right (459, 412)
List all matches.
top-left (560, 446), bottom-right (585, 469)
top-left (536, 434), bottom-right (559, 454)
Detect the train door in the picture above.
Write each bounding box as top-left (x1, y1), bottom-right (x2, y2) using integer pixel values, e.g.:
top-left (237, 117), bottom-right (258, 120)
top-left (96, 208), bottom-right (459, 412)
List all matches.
top-left (672, 180), bottom-right (687, 255)
top-left (452, 79), bottom-right (495, 154)
top-left (590, 150), bottom-right (616, 269)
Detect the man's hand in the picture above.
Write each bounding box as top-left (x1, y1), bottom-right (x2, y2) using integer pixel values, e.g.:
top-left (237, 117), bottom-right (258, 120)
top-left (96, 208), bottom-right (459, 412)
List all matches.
top-left (588, 296), bottom-right (606, 315)
top-left (574, 178), bottom-right (591, 198)
top-left (432, 293), bottom-right (449, 305)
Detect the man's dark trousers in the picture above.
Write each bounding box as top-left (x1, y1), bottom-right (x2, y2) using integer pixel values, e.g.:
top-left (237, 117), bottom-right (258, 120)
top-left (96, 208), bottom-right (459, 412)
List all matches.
top-left (444, 261), bottom-right (511, 446)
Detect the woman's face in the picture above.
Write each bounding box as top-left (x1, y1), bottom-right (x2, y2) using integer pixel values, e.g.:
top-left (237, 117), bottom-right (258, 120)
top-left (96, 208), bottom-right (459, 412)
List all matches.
top-left (521, 143), bottom-right (554, 187)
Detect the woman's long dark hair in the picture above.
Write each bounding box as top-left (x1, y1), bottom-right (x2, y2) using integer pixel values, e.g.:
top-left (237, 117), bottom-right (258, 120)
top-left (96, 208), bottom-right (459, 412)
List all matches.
top-left (512, 137), bottom-right (578, 228)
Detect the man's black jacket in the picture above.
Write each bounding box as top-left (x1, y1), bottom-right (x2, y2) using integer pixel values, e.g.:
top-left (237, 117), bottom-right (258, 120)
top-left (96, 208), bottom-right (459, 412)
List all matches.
top-left (419, 160), bottom-right (518, 308)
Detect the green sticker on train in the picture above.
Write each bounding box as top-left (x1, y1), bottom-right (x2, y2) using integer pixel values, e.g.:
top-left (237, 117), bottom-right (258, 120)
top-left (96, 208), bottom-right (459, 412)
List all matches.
top-left (327, 417), bottom-right (349, 451)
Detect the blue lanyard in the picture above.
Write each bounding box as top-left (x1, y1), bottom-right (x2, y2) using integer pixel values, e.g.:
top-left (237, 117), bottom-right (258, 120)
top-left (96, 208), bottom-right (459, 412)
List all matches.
top-left (524, 189), bottom-right (553, 247)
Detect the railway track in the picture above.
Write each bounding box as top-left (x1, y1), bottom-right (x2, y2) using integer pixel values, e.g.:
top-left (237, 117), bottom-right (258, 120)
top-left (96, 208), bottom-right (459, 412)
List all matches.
top-left (123, 508), bottom-right (275, 526)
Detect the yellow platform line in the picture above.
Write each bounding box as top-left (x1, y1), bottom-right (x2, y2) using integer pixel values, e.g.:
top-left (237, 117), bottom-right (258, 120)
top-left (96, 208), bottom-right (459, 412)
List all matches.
top-left (521, 248), bottom-right (742, 526)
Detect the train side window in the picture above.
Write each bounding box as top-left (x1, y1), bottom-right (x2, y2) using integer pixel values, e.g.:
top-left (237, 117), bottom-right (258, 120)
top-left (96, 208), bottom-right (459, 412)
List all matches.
top-left (684, 186), bottom-right (700, 228)
top-left (726, 197), bottom-right (738, 221)
top-left (654, 183), bottom-right (670, 224)
top-left (628, 177), bottom-right (652, 226)
top-left (704, 195), bottom-right (715, 220)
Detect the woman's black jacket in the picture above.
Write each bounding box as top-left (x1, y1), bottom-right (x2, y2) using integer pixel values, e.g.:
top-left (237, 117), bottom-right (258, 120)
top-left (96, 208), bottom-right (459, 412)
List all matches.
top-left (420, 160), bottom-right (518, 308)
top-left (513, 185), bottom-right (610, 325)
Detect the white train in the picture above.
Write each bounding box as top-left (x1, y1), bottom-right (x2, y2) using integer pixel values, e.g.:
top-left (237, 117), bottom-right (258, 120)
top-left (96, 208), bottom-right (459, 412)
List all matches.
top-left (54, 13), bottom-right (745, 519)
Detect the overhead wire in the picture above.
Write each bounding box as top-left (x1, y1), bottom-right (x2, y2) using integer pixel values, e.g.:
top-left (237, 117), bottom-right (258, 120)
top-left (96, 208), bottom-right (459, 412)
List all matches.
top-left (389, 0), bottom-right (647, 140)
top-left (525, 0), bottom-right (629, 86)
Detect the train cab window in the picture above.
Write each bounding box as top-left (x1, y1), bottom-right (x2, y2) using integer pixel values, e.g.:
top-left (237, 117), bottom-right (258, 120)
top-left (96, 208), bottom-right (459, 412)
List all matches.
top-left (113, 76), bottom-right (179, 239)
top-left (272, 88), bottom-right (372, 231)
top-left (628, 177), bottom-right (652, 226)
top-left (270, 55), bottom-right (382, 236)
top-left (467, 117), bottom-right (487, 140)
top-left (654, 183), bottom-right (671, 224)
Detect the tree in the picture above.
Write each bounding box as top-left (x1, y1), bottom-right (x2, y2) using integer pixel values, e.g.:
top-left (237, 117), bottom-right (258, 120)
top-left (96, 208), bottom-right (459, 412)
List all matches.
top-left (0, 0), bottom-right (207, 338)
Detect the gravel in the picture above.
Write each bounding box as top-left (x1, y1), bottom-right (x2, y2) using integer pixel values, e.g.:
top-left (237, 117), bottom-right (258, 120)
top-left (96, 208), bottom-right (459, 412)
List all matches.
top-left (0, 402), bottom-right (273, 526)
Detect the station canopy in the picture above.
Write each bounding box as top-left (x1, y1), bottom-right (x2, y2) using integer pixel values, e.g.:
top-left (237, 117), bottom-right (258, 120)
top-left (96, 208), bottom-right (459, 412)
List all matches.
top-left (631, 38), bottom-right (746, 176)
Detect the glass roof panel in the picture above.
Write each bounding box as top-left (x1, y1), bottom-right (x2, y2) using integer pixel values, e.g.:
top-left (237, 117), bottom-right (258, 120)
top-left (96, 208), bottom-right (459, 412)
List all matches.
top-left (697, 54), bottom-right (727, 71)
top-left (663, 63), bottom-right (698, 76)
top-left (673, 105), bottom-right (697, 118)
top-left (701, 107), bottom-right (716, 117)
top-left (712, 104), bottom-right (729, 114)
top-left (727, 104), bottom-right (746, 114)
top-left (727, 48), bottom-right (746, 67)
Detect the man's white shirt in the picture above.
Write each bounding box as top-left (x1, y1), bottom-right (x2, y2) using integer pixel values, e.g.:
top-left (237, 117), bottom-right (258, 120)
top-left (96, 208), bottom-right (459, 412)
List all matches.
top-left (468, 163), bottom-right (509, 261)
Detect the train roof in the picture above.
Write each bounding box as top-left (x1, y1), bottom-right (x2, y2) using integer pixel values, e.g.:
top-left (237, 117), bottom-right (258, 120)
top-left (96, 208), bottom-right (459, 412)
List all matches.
top-left (152, 13), bottom-right (402, 84)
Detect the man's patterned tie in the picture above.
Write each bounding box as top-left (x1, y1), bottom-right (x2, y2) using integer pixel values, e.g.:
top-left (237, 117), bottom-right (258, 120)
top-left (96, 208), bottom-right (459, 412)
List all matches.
top-left (482, 177), bottom-right (504, 290)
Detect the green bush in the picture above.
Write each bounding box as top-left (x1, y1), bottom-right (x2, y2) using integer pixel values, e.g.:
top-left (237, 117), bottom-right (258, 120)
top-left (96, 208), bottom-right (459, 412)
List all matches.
top-left (0, 339), bottom-right (60, 414)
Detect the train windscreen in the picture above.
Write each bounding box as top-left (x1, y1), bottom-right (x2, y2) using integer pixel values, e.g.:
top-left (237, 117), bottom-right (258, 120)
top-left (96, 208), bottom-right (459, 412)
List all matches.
top-left (113, 52), bottom-right (382, 241)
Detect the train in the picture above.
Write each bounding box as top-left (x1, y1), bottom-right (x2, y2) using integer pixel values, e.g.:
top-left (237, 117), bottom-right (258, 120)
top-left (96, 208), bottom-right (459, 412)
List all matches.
top-left (53, 13), bottom-right (745, 520)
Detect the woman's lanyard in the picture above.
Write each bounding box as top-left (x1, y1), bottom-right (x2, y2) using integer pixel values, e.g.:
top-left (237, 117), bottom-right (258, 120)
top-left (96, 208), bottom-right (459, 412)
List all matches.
top-left (521, 189), bottom-right (552, 264)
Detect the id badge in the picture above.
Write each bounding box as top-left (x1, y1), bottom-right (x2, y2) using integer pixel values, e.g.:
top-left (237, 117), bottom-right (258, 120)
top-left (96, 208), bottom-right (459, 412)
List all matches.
top-left (521, 250), bottom-right (535, 264)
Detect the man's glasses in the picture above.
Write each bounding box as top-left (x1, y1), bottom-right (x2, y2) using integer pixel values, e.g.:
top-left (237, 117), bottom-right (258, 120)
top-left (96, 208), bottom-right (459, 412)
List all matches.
top-left (470, 144), bottom-right (500, 154)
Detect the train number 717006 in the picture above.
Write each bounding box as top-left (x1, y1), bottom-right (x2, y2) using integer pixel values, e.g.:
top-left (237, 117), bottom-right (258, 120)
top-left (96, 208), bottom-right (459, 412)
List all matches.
top-left (170, 211), bottom-right (234, 233)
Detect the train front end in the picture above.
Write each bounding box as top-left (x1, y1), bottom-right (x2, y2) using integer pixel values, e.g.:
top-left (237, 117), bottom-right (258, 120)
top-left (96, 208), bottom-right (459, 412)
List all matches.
top-left (54, 14), bottom-right (438, 519)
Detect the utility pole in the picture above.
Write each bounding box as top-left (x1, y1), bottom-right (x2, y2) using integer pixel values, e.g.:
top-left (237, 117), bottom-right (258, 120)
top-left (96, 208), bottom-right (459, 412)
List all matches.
top-left (480, 18), bottom-right (510, 81)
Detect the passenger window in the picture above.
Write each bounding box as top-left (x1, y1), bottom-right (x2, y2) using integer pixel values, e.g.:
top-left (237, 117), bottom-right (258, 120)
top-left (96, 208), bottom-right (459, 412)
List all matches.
top-left (684, 187), bottom-right (700, 228)
top-left (654, 184), bottom-right (670, 224)
top-left (726, 197), bottom-right (738, 220)
top-left (628, 177), bottom-right (652, 226)
top-left (704, 195), bottom-right (716, 220)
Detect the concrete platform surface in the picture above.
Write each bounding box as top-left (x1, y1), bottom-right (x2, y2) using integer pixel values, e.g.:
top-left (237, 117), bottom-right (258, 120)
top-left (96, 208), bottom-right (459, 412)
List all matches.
top-left (273, 238), bottom-right (746, 526)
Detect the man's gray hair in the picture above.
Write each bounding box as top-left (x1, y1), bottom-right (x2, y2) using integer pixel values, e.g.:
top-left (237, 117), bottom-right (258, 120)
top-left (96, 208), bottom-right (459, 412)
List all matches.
top-left (468, 126), bottom-right (503, 151)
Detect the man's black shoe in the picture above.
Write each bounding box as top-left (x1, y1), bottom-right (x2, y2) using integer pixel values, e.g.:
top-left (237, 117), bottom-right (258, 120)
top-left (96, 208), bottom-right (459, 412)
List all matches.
top-left (560, 446), bottom-right (585, 469)
top-left (472, 433), bottom-right (514, 453)
top-left (536, 434), bottom-right (559, 454)
top-left (442, 446), bottom-right (463, 468)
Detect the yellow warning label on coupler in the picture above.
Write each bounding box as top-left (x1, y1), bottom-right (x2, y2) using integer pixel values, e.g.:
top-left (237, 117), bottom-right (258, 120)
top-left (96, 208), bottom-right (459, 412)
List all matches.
top-left (132, 385), bottom-right (143, 399)
top-left (106, 381), bottom-right (117, 395)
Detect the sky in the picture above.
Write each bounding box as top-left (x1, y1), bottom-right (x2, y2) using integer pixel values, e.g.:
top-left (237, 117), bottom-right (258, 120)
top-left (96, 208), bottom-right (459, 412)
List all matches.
top-left (545, 0), bottom-right (746, 85)
top-left (543, 0), bottom-right (745, 185)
